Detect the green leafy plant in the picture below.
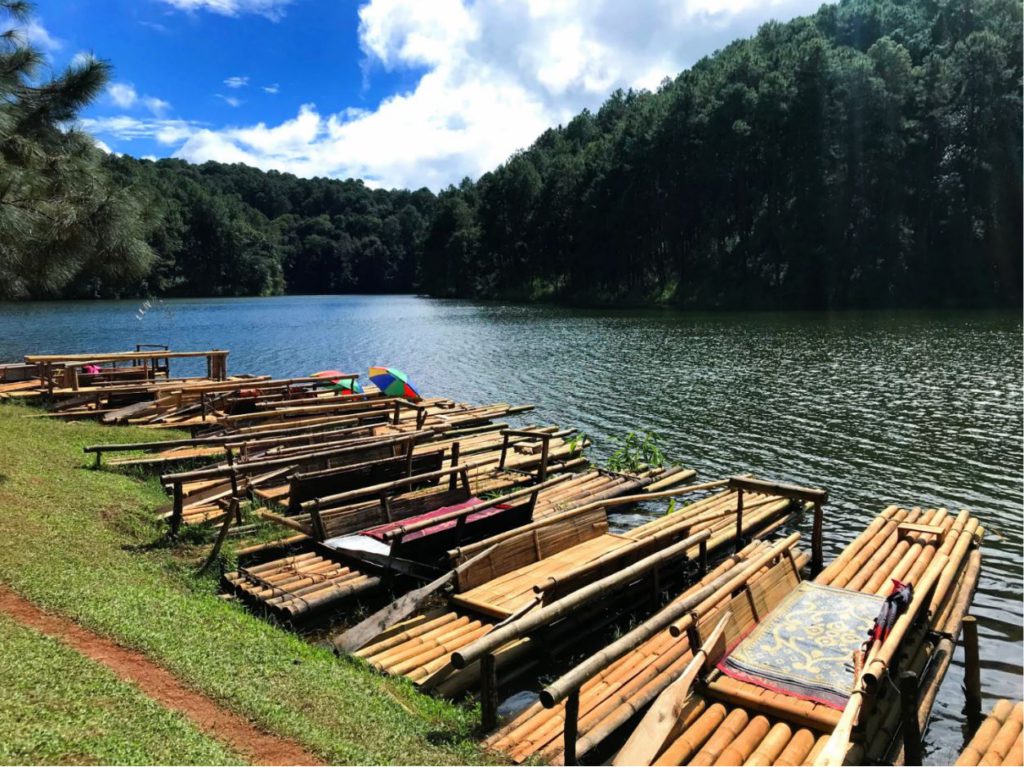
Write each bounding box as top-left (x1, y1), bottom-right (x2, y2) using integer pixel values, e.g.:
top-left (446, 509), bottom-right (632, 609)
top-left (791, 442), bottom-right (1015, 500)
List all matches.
top-left (606, 431), bottom-right (666, 473)
top-left (566, 431), bottom-right (589, 456)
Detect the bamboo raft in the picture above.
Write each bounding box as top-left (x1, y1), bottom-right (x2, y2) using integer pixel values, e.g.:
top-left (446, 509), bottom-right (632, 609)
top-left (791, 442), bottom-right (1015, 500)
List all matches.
top-left (956, 700), bottom-right (1023, 766)
top-left (223, 466), bottom-right (695, 621)
top-left (165, 423), bottom-right (581, 530)
top-left (22, 349), bottom-right (231, 402)
top-left (348, 478), bottom-right (814, 703)
top-left (483, 503), bottom-right (984, 765)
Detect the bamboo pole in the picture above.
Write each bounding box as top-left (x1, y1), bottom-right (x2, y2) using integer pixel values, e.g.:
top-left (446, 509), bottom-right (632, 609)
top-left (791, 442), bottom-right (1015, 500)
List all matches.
top-left (452, 528), bottom-right (714, 671)
top-left (541, 534), bottom-right (799, 709)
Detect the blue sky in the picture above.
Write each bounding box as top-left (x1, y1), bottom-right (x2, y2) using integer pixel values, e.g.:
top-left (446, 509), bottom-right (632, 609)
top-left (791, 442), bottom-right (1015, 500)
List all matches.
top-left (33, 0), bottom-right (827, 190)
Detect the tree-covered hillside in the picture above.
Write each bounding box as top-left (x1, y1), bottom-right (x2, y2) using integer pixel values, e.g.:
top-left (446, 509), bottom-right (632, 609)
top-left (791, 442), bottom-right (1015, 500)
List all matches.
top-left (0, 0), bottom-right (1020, 307)
top-left (101, 157), bottom-right (435, 298)
top-left (422, 0), bottom-right (1022, 308)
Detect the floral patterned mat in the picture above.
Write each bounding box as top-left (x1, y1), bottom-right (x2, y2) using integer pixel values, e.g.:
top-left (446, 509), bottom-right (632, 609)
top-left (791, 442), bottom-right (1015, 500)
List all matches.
top-left (718, 580), bottom-right (883, 709)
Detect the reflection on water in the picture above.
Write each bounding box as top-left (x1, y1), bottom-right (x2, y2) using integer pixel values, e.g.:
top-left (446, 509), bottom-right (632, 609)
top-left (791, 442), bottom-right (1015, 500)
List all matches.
top-left (1, 295), bottom-right (1020, 760)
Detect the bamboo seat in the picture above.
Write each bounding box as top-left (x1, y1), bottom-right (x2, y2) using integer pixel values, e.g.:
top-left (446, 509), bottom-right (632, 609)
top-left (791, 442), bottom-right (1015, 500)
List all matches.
top-left (451, 532), bottom-right (636, 618)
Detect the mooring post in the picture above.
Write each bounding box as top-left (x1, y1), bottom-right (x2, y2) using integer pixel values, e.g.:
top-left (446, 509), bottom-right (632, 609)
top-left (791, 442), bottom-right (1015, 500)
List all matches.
top-left (480, 652), bottom-right (498, 733)
top-left (812, 502), bottom-right (824, 576)
top-left (698, 537), bottom-right (708, 575)
top-left (963, 615), bottom-right (983, 731)
top-left (734, 488), bottom-right (744, 553)
top-left (900, 671), bottom-right (923, 765)
top-left (564, 688), bottom-right (580, 766)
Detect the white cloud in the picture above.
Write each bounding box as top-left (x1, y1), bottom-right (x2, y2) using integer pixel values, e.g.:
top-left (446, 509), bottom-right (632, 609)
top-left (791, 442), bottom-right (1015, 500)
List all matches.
top-left (224, 75), bottom-right (249, 89)
top-left (217, 94), bottom-right (244, 107)
top-left (143, 96), bottom-right (172, 116)
top-left (93, 138), bottom-right (113, 154)
top-left (108, 82), bottom-right (138, 108)
top-left (262, 83), bottom-right (280, 94)
top-left (159, 0), bottom-right (293, 20)
top-left (70, 51), bottom-right (94, 67)
top-left (107, 83), bottom-right (173, 116)
top-left (104, 0), bottom-right (828, 189)
top-left (78, 116), bottom-right (199, 145)
top-left (24, 19), bottom-right (62, 51)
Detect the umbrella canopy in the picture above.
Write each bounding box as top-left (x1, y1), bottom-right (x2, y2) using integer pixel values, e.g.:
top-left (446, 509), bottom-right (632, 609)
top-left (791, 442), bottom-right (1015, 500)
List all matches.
top-left (311, 370), bottom-right (364, 395)
top-left (368, 366), bottom-right (421, 400)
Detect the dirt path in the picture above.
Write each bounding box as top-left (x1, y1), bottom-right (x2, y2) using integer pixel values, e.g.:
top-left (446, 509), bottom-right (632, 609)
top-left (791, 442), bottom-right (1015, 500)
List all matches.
top-left (0, 585), bottom-right (323, 766)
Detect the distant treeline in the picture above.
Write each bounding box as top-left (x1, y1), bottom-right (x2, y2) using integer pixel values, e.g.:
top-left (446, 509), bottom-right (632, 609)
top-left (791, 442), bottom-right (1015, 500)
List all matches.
top-left (1, 0), bottom-right (1021, 307)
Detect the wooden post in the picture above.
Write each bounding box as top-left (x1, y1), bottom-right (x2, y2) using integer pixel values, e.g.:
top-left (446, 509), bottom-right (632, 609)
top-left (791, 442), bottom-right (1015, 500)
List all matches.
top-left (564, 688), bottom-right (580, 766)
top-left (900, 671), bottom-right (923, 766)
top-left (699, 538), bottom-right (708, 575)
top-left (171, 482), bottom-right (183, 536)
top-left (310, 502), bottom-right (327, 541)
top-left (226, 447), bottom-right (239, 498)
top-left (405, 437), bottom-right (415, 477)
top-left (812, 502), bottom-right (824, 576)
top-left (498, 432), bottom-right (510, 469)
top-left (963, 615), bottom-right (983, 730)
top-left (735, 488), bottom-right (744, 554)
top-left (197, 500), bottom-right (236, 574)
top-left (448, 442), bottom-right (461, 492)
top-left (538, 434), bottom-right (550, 482)
top-left (480, 653), bottom-right (499, 732)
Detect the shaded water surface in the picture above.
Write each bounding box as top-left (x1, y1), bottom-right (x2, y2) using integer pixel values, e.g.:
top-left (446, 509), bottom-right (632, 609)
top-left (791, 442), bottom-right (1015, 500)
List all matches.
top-left (1, 296), bottom-right (1020, 761)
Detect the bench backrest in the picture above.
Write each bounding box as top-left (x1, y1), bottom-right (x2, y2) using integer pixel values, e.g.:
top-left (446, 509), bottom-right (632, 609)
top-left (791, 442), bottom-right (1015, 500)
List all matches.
top-left (453, 507), bottom-right (609, 592)
top-left (288, 449), bottom-right (445, 514)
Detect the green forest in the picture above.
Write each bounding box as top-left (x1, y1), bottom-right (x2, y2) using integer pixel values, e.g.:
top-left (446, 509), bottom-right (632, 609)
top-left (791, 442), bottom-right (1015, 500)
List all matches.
top-left (1, 0), bottom-right (1020, 307)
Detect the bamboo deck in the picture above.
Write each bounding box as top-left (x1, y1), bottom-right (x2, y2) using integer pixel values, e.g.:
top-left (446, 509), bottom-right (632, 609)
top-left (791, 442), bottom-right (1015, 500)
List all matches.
top-left (223, 466), bottom-right (692, 621)
top-left (352, 485), bottom-right (801, 695)
top-left (484, 505), bottom-right (985, 765)
top-left (955, 700), bottom-right (1023, 766)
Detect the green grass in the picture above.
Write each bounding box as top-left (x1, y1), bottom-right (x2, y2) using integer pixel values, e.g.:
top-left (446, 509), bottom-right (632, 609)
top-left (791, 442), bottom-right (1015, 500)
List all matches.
top-left (0, 403), bottom-right (490, 765)
top-left (0, 614), bottom-right (240, 765)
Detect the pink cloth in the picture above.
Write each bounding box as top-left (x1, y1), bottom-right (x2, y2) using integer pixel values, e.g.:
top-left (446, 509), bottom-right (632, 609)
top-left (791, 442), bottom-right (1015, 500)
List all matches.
top-left (362, 497), bottom-right (510, 543)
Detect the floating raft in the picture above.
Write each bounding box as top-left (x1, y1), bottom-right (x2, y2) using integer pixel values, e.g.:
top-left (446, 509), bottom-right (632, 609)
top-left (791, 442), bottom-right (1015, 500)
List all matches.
top-left (224, 466), bottom-right (692, 620)
top-left (352, 479), bottom-right (809, 698)
top-left (486, 504), bottom-right (984, 765)
top-left (956, 700), bottom-right (1023, 766)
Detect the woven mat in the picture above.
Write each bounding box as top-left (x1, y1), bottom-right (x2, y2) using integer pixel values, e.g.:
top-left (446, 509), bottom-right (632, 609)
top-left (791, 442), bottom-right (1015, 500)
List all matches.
top-left (718, 580), bottom-right (883, 709)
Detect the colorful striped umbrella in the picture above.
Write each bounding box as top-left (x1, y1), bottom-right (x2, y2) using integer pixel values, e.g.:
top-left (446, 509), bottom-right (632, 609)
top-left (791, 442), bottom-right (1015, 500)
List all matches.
top-left (369, 366), bottom-right (421, 400)
top-left (312, 370), bottom-right (364, 394)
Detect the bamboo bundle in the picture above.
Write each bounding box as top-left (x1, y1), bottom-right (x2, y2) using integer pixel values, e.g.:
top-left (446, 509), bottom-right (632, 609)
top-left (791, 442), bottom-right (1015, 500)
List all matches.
top-left (955, 701), bottom-right (1023, 766)
top-left (224, 552), bottom-right (381, 618)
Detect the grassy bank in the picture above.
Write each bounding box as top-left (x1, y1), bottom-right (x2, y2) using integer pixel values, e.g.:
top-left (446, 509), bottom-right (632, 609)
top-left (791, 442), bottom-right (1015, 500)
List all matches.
top-left (0, 403), bottom-right (487, 765)
top-left (0, 614), bottom-right (239, 765)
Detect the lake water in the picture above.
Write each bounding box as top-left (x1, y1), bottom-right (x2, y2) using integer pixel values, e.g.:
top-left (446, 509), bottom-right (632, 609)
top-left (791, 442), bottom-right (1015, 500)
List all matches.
top-left (1, 295), bottom-right (1020, 761)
